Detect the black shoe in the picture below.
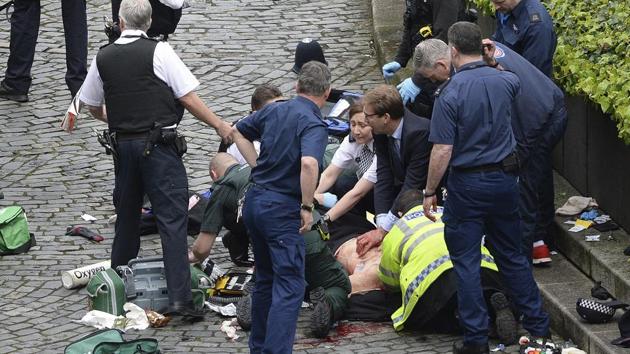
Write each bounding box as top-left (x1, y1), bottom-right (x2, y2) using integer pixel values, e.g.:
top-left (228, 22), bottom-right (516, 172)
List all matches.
top-left (452, 341), bottom-right (490, 354)
top-left (236, 294), bottom-right (252, 330)
top-left (223, 231), bottom-right (254, 267)
top-left (310, 287), bottom-right (333, 338)
top-left (0, 81), bottom-right (28, 103)
top-left (490, 292), bottom-right (518, 345)
top-left (167, 301), bottom-right (205, 321)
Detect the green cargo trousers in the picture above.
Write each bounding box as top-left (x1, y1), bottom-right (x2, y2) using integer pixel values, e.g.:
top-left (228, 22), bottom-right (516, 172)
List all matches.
top-left (303, 228), bottom-right (351, 321)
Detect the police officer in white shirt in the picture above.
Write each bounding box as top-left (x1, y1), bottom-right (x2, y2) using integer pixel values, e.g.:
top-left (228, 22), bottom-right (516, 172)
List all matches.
top-left (315, 100), bottom-right (377, 223)
top-left (76, 0), bottom-right (230, 319)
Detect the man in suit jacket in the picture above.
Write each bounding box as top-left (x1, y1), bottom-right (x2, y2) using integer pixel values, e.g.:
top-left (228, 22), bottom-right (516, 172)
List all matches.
top-left (356, 84), bottom-right (432, 256)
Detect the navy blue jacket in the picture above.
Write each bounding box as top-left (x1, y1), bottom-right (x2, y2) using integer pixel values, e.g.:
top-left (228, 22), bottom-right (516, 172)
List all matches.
top-left (492, 0), bottom-right (556, 77)
top-left (493, 43), bottom-right (565, 162)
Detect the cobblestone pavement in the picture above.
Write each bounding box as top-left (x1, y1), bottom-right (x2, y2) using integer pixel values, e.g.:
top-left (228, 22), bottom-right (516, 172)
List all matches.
top-left (0, 0), bottom-right (520, 352)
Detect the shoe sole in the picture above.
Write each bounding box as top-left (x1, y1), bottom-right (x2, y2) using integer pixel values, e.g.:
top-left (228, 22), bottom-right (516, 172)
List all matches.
top-left (310, 287), bottom-right (332, 338)
top-left (532, 257), bottom-right (552, 265)
top-left (311, 300), bottom-right (332, 338)
top-left (236, 295), bottom-right (252, 330)
top-left (491, 292), bottom-right (518, 345)
top-left (0, 94), bottom-right (28, 103)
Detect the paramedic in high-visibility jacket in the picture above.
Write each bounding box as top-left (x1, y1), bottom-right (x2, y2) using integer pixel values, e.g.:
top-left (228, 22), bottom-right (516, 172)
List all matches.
top-left (378, 190), bottom-right (518, 345)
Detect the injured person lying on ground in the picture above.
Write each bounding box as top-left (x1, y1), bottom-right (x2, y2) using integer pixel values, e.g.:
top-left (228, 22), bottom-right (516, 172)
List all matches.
top-left (320, 189), bottom-right (520, 343)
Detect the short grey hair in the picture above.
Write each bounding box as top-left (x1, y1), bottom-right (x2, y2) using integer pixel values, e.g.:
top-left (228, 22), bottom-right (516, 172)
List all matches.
top-left (119, 0), bottom-right (152, 31)
top-left (413, 39), bottom-right (450, 69)
top-left (297, 61), bottom-right (331, 96)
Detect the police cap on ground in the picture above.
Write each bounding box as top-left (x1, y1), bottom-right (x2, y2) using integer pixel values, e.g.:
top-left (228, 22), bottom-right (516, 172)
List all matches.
top-left (293, 38), bottom-right (328, 74)
top-left (576, 298), bottom-right (616, 323)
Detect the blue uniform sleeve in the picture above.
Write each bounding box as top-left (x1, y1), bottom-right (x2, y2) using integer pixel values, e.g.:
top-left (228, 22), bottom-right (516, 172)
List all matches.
top-left (235, 112), bottom-right (261, 142)
top-left (300, 120), bottom-right (328, 163)
top-left (429, 91), bottom-right (457, 145)
top-left (520, 22), bottom-right (556, 77)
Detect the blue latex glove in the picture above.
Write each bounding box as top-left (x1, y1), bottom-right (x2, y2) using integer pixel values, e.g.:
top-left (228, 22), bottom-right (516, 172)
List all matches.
top-left (382, 61), bottom-right (402, 79)
top-left (396, 78), bottom-right (421, 105)
top-left (322, 192), bottom-right (338, 208)
top-left (580, 209), bottom-right (598, 221)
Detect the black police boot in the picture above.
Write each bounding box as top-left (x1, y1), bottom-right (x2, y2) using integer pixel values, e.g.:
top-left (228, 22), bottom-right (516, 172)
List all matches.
top-left (167, 300), bottom-right (205, 321)
top-left (490, 292), bottom-right (518, 345)
top-left (310, 287), bottom-right (333, 338)
top-left (0, 81), bottom-right (28, 103)
top-left (236, 293), bottom-right (252, 330)
top-left (452, 341), bottom-right (490, 354)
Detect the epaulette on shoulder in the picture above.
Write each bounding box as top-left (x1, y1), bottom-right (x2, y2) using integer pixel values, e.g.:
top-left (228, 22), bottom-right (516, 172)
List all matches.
top-left (433, 77), bottom-right (452, 98)
top-left (529, 12), bottom-right (542, 23)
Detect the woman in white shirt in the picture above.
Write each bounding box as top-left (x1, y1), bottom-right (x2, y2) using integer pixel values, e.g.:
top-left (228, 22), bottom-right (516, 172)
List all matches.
top-left (315, 100), bottom-right (377, 223)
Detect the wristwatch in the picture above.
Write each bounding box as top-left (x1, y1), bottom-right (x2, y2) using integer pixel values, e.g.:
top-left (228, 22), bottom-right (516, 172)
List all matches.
top-left (300, 203), bottom-right (315, 212)
top-left (423, 189), bottom-right (436, 198)
top-left (322, 213), bottom-right (331, 223)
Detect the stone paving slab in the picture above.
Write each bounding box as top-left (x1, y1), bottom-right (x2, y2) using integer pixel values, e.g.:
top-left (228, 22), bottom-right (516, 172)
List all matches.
top-left (0, 0), bottom-right (521, 352)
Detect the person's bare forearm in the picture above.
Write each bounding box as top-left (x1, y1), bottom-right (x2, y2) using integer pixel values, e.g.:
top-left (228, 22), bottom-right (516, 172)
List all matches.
top-left (327, 179), bottom-right (373, 221)
top-left (232, 127), bottom-right (258, 167)
top-left (425, 144), bottom-right (452, 193)
top-left (87, 105), bottom-right (108, 123)
top-left (300, 157), bottom-right (319, 206)
top-left (179, 92), bottom-right (222, 128)
top-left (315, 165), bottom-right (342, 194)
top-left (191, 231), bottom-right (217, 261)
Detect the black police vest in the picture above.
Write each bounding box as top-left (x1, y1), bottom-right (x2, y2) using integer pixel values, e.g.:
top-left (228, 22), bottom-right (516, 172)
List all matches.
top-left (96, 37), bottom-right (183, 133)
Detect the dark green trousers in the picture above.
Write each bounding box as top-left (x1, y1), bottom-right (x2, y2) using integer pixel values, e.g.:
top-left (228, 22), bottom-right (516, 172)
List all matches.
top-left (304, 229), bottom-right (351, 320)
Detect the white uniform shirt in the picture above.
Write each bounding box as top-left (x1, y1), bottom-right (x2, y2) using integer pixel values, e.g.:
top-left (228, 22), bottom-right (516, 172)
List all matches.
top-left (80, 29), bottom-right (199, 107)
top-left (330, 135), bottom-right (377, 183)
top-left (226, 141), bottom-right (261, 166)
top-left (159, 0), bottom-right (185, 9)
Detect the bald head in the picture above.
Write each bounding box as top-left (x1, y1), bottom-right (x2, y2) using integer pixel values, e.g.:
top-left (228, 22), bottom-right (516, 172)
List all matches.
top-left (210, 153), bottom-right (238, 181)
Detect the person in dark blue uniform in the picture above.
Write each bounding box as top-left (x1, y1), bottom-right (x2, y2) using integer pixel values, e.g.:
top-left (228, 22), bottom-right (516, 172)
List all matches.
top-left (0, 0), bottom-right (88, 102)
top-left (414, 37), bottom-right (568, 264)
top-left (491, 0), bottom-right (556, 77)
top-left (421, 22), bottom-right (550, 354)
top-left (77, 0), bottom-right (231, 319)
top-left (482, 39), bottom-right (567, 264)
top-left (232, 61), bottom-right (330, 354)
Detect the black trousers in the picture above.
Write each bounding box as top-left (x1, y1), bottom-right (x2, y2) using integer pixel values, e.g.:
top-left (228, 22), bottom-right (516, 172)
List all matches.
top-left (4, 0), bottom-right (87, 96)
top-left (112, 139), bottom-right (192, 304)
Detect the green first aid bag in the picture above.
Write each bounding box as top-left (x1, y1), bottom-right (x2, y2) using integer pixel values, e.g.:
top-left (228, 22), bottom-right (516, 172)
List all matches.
top-left (0, 206), bottom-right (35, 255)
top-left (65, 328), bottom-right (160, 354)
top-left (190, 264), bottom-right (212, 308)
top-left (87, 268), bottom-right (126, 316)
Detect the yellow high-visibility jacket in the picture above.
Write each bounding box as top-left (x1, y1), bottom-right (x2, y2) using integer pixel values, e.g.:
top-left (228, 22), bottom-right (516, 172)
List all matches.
top-left (378, 205), bottom-right (498, 331)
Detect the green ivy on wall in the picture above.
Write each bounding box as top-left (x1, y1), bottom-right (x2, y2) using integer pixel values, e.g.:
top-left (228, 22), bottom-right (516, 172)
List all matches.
top-left (471, 0), bottom-right (630, 143)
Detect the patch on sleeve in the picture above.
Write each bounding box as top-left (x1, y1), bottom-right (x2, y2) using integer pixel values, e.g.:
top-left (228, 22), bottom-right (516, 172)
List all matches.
top-left (530, 12), bottom-right (541, 23)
